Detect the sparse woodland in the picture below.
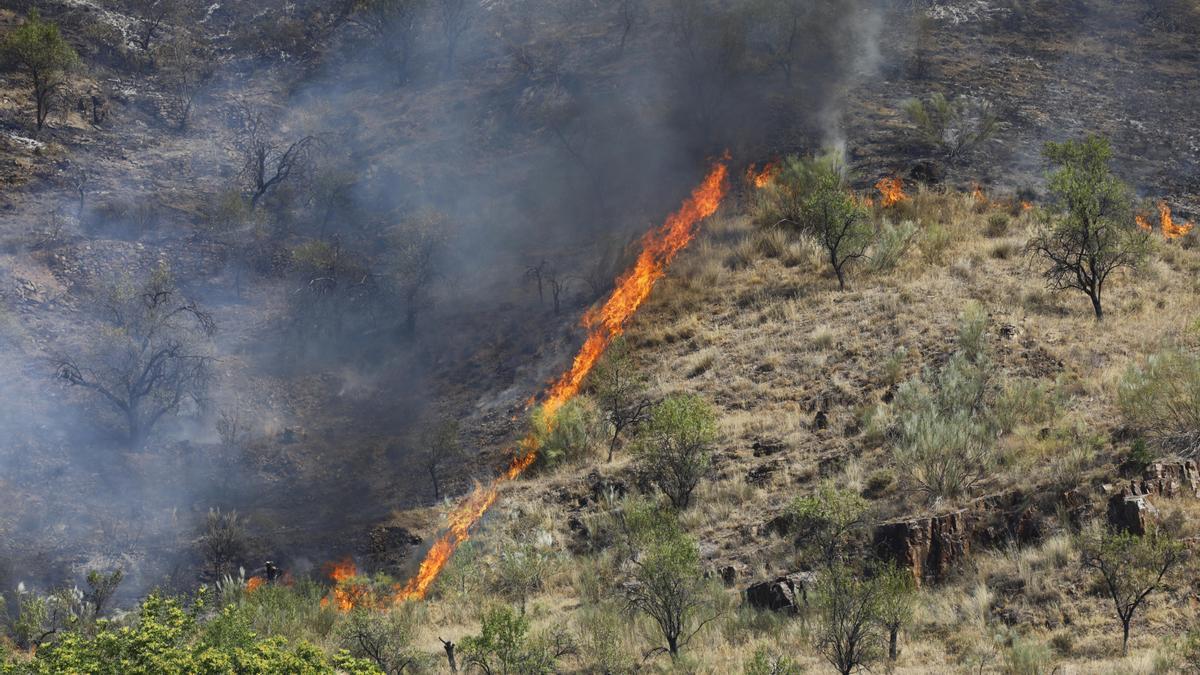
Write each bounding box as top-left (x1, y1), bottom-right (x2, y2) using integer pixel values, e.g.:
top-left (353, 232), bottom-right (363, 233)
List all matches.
top-left (2, 0), bottom-right (1200, 673)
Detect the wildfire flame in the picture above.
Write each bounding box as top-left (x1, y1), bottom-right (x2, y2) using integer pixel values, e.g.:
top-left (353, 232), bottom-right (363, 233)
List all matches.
top-left (746, 160), bottom-right (779, 189)
top-left (1137, 201), bottom-right (1194, 240)
top-left (971, 183), bottom-right (987, 204)
top-left (245, 576), bottom-right (264, 593)
top-left (376, 160), bottom-right (729, 606)
top-left (320, 558), bottom-right (372, 611)
top-left (1159, 201), bottom-right (1194, 240)
top-left (875, 177), bottom-right (908, 208)
top-left (1021, 201), bottom-right (1033, 211)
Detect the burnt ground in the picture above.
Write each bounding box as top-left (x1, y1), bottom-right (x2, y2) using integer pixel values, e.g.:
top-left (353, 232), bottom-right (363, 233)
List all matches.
top-left (0, 0), bottom-right (1197, 600)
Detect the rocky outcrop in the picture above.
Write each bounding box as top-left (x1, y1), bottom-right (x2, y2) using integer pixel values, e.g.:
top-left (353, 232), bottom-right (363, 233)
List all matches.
top-left (873, 510), bottom-right (970, 586)
top-left (1106, 494), bottom-right (1160, 535)
top-left (745, 572), bottom-right (815, 613)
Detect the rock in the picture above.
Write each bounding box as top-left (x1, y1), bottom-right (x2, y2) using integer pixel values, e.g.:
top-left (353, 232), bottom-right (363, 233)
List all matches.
top-left (746, 460), bottom-right (780, 486)
top-left (745, 572), bottom-right (815, 613)
top-left (873, 510), bottom-right (970, 586)
top-left (720, 563), bottom-right (747, 586)
top-left (751, 437), bottom-right (787, 457)
top-left (1107, 493), bottom-right (1159, 535)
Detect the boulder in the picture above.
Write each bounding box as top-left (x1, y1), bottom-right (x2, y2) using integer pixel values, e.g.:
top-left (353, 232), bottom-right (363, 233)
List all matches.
top-left (745, 572), bottom-right (815, 613)
top-left (1107, 494), bottom-right (1159, 535)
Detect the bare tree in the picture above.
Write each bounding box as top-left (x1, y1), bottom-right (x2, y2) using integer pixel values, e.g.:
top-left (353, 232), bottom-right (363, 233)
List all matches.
top-left (157, 35), bottom-right (212, 131)
top-left (233, 105), bottom-right (315, 209)
top-left (387, 210), bottom-right (453, 336)
top-left (434, 0), bottom-right (472, 72)
top-left (587, 336), bottom-right (650, 462)
top-left (524, 259), bottom-right (548, 305)
top-left (55, 263), bottom-right (215, 449)
top-left (197, 508), bottom-right (250, 579)
top-left (349, 0), bottom-right (427, 81)
top-left (130, 0), bottom-right (183, 52)
top-left (419, 416), bottom-right (462, 500)
top-left (615, 0), bottom-right (643, 51)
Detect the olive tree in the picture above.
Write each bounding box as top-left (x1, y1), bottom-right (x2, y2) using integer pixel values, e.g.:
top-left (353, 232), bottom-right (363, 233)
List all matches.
top-left (55, 263), bottom-right (215, 449)
top-left (787, 482), bottom-right (871, 567)
top-left (1078, 522), bottom-right (1184, 655)
top-left (634, 394), bottom-right (717, 510)
top-left (760, 153), bottom-right (873, 290)
top-left (1028, 136), bottom-right (1150, 320)
top-left (0, 10), bottom-right (79, 131)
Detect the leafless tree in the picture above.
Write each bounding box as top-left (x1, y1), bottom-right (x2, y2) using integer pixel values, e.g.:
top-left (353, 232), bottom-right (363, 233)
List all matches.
top-left (434, 0), bottom-right (472, 72)
top-left (419, 416), bottom-right (463, 500)
top-left (158, 35), bottom-right (212, 131)
top-left (615, 0), bottom-right (643, 51)
top-left (524, 259), bottom-right (548, 305)
top-left (55, 263), bottom-right (215, 449)
top-left (233, 105), bottom-right (315, 209)
top-left (348, 0), bottom-right (426, 81)
top-left (67, 162), bottom-right (88, 219)
top-left (388, 210), bottom-right (454, 336)
top-left (545, 265), bottom-right (568, 315)
top-left (130, 0), bottom-right (183, 52)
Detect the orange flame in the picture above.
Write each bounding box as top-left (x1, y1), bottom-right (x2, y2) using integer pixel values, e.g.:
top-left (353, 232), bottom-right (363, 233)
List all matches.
top-left (384, 160), bottom-right (730, 604)
top-left (971, 183), bottom-right (987, 204)
top-left (1136, 214), bottom-right (1152, 232)
top-left (245, 576), bottom-right (264, 593)
top-left (875, 177), bottom-right (908, 208)
top-left (1021, 201), bottom-right (1033, 211)
top-left (747, 160), bottom-right (779, 189)
top-left (1159, 201), bottom-right (1194, 240)
top-left (320, 558), bottom-right (372, 612)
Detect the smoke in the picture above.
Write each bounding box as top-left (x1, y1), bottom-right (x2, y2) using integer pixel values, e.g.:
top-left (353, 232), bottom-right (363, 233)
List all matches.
top-left (0, 0), bottom-right (897, 602)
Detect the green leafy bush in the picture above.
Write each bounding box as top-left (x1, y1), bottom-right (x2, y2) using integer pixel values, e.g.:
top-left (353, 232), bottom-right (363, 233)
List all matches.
top-left (1118, 349), bottom-right (1200, 456)
top-left (869, 220), bottom-right (919, 273)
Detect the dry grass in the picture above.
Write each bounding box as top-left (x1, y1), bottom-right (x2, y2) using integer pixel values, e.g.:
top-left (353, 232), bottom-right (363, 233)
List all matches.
top-left (390, 189), bottom-right (1200, 671)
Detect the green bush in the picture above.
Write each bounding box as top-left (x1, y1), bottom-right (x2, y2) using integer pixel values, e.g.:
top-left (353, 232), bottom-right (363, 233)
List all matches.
top-left (1118, 349), bottom-right (1200, 456)
top-left (1002, 636), bottom-right (1055, 675)
top-left (459, 605), bottom-right (572, 674)
top-left (921, 222), bottom-right (952, 265)
top-left (634, 394), bottom-right (718, 510)
top-left (869, 220), bottom-right (919, 273)
top-left (529, 396), bottom-right (605, 468)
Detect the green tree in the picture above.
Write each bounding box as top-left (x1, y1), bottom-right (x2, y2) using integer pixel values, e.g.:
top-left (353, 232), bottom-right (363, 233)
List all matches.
top-left (1078, 523), bottom-right (1185, 655)
top-left (813, 564), bottom-right (885, 675)
top-left (587, 336), bottom-right (651, 462)
top-left (876, 564), bottom-right (916, 662)
top-left (787, 481), bottom-right (871, 567)
top-left (1028, 136), bottom-right (1150, 320)
top-left (634, 394), bottom-right (717, 510)
top-left (490, 528), bottom-right (558, 615)
top-left (892, 303), bottom-right (995, 502)
top-left (459, 605), bottom-right (573, 675)
top-left (529, 397), bottom-right (604, 469)
top-left (83, 569), bottom-right (124, 618)
top-left (626, 531), bottom-right (720, 659)
top-left (0, 10), bottom-right (78, 131)
top-left (760, 154), bottom-right (873, 290)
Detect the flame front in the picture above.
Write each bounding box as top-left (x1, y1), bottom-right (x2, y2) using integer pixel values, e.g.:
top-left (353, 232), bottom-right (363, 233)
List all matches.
top-left (1159, 201), bottom-right (1194, 240)
top-left (747, 161), bottom-right (779, 189)
top-left (321, 558), bottom-right (371, 611)
top-left (875, 177), bottom-right (908, 207)
top-left (381, 160), bottom-right (730, 604)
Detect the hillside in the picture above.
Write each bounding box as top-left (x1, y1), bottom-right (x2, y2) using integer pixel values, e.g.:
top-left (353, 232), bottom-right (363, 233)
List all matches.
top-left (2, 0), bottom-right (1200, 672)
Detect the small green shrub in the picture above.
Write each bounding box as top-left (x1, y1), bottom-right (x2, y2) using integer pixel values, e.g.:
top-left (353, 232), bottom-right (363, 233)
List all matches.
top-left (870, 220), bottom-right (919, 273)
top-left (529, 396), bottom-right (605, 468)
top-left (921, 222), bottom-right (952, 265)
top-left (1118, 349), bottom-right (1200, 456)
top-left (1002, 636), bottom-right (1055, 675)
top-left (986, 213), bottom-right (1011, 237)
